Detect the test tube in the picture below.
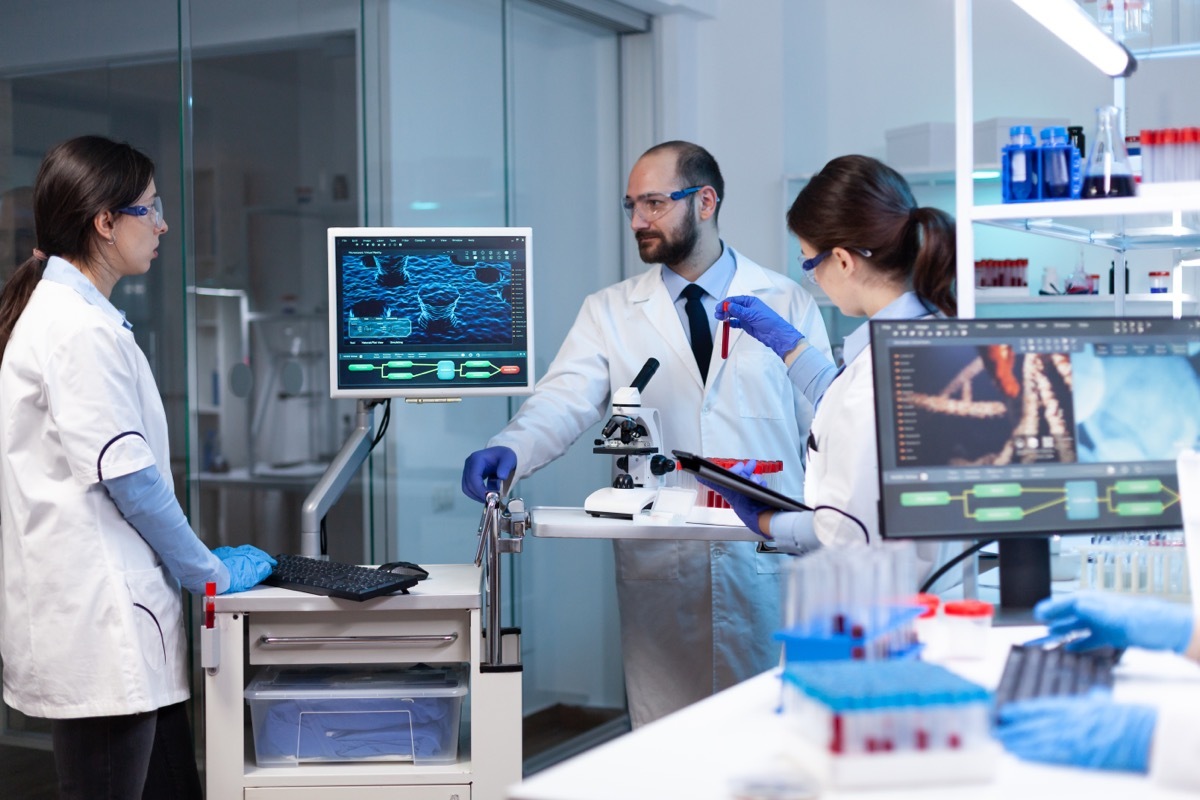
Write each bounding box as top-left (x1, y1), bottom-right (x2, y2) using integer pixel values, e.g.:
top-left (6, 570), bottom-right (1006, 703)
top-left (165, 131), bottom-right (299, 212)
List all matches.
top-left (205, 581), bottom-right (216, 629)
top-left (720, 301), bottom-right (730, 358)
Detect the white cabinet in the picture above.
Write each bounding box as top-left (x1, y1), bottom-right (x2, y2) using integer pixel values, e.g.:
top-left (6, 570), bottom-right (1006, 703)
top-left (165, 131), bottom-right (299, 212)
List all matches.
top-left (204, 564), bottom-right (522, 800)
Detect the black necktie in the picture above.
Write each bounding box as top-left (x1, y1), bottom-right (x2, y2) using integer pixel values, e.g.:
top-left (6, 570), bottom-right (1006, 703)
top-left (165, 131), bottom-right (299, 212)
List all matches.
top-left (681, 283), bottom-right (712, 384)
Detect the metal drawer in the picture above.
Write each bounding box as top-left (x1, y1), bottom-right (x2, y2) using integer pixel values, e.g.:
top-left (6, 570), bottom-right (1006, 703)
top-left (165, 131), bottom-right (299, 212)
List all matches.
top-left (245, 785), bottom-right (469, 799)
top-left (248, 609), bottom-right (470, 665)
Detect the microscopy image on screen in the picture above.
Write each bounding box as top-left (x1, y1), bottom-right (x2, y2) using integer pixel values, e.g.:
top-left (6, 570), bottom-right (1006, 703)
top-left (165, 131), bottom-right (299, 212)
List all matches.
top-left (1071, 343), bottom-right (1200, 463)
top-left (890, 343), bottom-right (1076, 468)
top-left (340, 251), bottom-right (513, 346)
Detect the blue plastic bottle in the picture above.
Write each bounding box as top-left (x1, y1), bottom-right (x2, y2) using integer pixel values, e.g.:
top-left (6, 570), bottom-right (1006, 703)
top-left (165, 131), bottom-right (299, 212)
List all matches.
top-left (1002, 125), bottom-right (1038, 202)
top-left (1039, 126), bottom-right (1074, 200)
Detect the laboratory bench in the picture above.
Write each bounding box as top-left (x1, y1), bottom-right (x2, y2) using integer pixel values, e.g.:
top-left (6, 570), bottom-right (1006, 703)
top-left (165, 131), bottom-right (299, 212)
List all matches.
top-left (204, 563), bottom-right (521, 800)
top-left (506, 625), bottom-right (1200, 800)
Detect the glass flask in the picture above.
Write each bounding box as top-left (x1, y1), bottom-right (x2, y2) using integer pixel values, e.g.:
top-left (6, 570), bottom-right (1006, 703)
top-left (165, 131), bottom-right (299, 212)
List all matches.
top-left (1082, 105), bottom-right (1136, 198)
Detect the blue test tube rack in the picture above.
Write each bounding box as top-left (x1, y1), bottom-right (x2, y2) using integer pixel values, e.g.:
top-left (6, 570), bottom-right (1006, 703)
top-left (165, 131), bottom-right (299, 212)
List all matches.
top-left (775, 604), bottom-right (924, 663)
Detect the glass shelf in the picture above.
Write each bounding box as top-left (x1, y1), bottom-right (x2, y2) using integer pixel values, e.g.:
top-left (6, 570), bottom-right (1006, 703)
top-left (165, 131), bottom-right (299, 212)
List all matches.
top-left (972, 193), bottom-right (1200, 251)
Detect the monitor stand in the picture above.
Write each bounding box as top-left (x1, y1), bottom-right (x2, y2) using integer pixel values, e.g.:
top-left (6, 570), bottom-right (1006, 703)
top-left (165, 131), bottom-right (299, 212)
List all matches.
top-left (993, 537), bottom-right (1052, 626)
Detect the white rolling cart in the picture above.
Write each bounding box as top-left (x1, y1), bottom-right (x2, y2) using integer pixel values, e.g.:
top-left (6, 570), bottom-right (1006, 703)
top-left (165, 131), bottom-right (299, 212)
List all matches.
top-left (203, 437), bottom-right (527, 799)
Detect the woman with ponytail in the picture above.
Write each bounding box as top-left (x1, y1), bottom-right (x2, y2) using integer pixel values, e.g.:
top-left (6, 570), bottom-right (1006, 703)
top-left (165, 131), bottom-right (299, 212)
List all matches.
top-left (0, 136), bottom-right (276, 798)
top-left (704, 155), bottom-right (959, 588)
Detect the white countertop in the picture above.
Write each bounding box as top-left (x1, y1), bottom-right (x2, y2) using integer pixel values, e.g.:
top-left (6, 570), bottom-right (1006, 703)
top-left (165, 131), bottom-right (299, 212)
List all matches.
top-left (508, 625), bottom-right (1200, 800)
top-left (214, 563), bottom-right (481, 612)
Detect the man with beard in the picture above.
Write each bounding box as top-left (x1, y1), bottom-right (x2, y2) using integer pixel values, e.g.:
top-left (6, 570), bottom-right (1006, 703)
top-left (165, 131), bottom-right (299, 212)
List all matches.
top-left (461, 140), bottom-right (830, 726)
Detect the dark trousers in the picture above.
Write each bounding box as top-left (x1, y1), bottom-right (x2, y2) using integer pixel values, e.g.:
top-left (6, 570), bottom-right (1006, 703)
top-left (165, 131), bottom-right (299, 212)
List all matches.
top-left (51, 700), bottom-right (203, 800)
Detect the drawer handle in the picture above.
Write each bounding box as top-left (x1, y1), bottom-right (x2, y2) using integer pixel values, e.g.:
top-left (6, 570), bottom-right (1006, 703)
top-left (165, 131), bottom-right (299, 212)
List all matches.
top-left (258, 633), bottom-right (459, 647)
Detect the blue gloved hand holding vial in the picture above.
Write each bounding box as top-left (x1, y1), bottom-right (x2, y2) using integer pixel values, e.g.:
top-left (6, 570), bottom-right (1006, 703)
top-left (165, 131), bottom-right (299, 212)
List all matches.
top-left (715, 295), bottom-right (804, 360)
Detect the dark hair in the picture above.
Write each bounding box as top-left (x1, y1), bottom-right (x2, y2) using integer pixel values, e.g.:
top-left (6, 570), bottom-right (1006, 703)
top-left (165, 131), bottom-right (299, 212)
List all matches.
top-left (642, 140), bottom-right (725, 222)
top-left (786, 155), bottom-right (956, 316)
top-left (0, 136), bottom-right (154, 361)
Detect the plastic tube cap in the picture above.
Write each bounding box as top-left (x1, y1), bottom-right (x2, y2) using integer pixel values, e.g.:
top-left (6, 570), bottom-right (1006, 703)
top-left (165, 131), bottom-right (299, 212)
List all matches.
top-left (943, 599), bottom-right (994, 618)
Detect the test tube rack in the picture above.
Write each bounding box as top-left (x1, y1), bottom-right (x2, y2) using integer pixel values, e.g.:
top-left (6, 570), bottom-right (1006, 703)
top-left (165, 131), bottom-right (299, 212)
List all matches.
top-left (780, 660), bottom-right (1000, 789)
top-left (774, 604), bottom-right (924, 663)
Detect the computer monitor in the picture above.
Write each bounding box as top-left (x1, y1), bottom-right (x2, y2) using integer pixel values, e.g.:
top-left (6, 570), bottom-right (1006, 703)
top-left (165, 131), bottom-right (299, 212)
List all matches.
top-left (871, 316), bottom-right (1200, 609)
top-left (327, 227), bottom-right (534, 400)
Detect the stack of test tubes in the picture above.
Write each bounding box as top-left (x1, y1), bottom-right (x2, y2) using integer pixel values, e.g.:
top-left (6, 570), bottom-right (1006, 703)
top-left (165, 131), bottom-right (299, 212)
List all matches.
top-left (973, 258), bottom-right (1028, 289)
top-left (780, 660), bottom-right (997, 788)
top-left (776, 541), bottom-right (923, 662)
top-left (1140, 128), bottom-right (1200, 183)
top-left (1075, 531), bottom-right (1190, 600)
top-left (668, 457), bottom-right (783, 525)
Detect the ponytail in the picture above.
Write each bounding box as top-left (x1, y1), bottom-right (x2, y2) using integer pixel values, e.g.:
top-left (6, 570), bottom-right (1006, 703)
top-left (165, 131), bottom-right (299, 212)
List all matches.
top-left (0, 254), bottom-right (48, 363)
top-left (908, 206), bottom-right (957, 317)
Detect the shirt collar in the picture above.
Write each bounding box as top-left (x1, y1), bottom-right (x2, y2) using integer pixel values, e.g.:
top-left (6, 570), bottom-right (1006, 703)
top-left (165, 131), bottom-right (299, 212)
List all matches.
top-left (660, 241), bottom-right (737, 301)
top-left (42, 256), bottom-right (133, 330)
top-left (842, 291), bottom-right (930, 364)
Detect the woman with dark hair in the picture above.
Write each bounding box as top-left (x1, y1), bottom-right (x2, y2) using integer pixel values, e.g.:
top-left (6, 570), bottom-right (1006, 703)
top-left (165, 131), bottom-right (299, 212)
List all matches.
top-left (0, 136), bottom-right (276, 798)
top-left (706, 155), bottom-right (956, 580)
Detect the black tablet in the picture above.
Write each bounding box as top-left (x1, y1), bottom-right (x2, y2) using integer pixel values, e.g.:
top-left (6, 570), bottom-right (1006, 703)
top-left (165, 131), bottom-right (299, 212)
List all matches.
top-left (672, 450), bottom-right (811, 513)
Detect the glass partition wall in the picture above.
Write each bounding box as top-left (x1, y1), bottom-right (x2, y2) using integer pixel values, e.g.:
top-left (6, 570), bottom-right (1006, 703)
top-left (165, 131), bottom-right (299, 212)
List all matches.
top-left (0, 0), bottom-right (638, 785)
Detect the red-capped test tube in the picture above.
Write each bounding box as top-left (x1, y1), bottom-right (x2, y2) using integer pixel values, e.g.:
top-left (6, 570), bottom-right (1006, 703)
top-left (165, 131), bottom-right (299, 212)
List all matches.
top-left (721, 301), bottom-right (730, 358)
top-left (205, 581), bottom-right (216, 629)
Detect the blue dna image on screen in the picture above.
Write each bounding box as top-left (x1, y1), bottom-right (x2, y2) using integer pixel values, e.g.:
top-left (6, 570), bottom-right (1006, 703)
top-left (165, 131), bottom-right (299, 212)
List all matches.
top-left (1071, 342), bottom-right (1200, 463)
top-left (342, 252), bottom-right (513, 346)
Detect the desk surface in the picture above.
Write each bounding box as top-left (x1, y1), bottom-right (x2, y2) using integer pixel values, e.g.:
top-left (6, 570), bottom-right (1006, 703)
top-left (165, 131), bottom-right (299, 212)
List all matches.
top-left (508, 626), bottom-right (1200, 800)
top-left (214, 563), bottom-right (481, 612)
top-left (531, 506), bottom-right (764, 542)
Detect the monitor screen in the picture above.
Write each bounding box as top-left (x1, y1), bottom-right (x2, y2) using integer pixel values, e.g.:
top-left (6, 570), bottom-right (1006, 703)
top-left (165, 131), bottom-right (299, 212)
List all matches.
top-left (871, 316), bottom-right (1200, 541)
top-left (327, 227), bottom-right (534, 399)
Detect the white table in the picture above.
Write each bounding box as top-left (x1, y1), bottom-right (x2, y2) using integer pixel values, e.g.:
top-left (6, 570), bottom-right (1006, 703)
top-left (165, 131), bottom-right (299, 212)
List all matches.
top-left (530, 506), bottom-right (763, 542)
top-left (507, 625), bottom-right (1200, 800)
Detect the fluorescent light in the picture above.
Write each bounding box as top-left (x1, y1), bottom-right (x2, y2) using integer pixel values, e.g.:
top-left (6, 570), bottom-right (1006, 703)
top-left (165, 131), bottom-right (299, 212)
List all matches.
top-left (1010, 0), bottom-right (1137, 77)
top-left (409, 201), bottom-right (440, 211)
top-left (972, 169), bottom-right (1001, 181)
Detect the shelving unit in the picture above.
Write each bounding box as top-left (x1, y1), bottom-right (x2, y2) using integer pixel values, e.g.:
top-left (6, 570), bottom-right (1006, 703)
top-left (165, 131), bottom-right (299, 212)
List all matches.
top-left (954, 0), bottom-right (1200, 320)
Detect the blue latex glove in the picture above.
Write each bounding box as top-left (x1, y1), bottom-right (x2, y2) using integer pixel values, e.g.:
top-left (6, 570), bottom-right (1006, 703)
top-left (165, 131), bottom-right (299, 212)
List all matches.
top-left (995, 691), bottom-right (1157, 773)
top-left (212, 544), bottom-right (276, 594)
top-left (695, 459), bottom-right (773, 537)
top-left (461, 445), bottom-right (518, 504)
top-left (1035, 591), bottom-right (1194, 653)
top-left (715, 295), bottom-right (803, 359)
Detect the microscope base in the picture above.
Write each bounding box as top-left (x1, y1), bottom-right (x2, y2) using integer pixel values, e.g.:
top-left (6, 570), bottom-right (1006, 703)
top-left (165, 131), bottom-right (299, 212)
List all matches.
top-left (584, 487), bottom-right (659, 520)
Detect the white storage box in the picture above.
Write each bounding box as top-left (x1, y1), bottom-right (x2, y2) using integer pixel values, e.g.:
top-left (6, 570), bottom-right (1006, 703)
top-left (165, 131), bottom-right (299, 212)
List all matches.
top-left (885, 122), bottom-right (955, 171)
top-left (974, 117), bottom-right (1071, 166)
top-left (245, 664), bottom-right (466, 767)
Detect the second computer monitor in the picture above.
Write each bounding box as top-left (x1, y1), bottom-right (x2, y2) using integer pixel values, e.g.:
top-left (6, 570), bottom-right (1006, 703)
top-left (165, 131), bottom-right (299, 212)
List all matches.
top-left (328, 227), bottom-right (534, 400)
top-left (871, 316), bottom-right (1200, 541)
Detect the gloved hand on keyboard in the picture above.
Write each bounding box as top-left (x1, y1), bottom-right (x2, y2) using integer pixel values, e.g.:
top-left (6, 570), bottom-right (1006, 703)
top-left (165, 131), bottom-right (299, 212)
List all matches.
top-left (212, 544), bottom-right (277, 594)
top-left (995, 690), bottom-right (1157, 773)
top-left (461, 445), bottom-right (517, 504)
top-left (715, 295), bottom-right (803, 359)
top-left (1035, 591), bottom-right (1194, 653)
top-left (696, 459), bottom-right (773, 537)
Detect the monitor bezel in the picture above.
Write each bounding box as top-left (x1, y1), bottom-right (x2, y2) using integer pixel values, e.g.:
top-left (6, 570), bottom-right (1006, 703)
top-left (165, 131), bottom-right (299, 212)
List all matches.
top-left (870, 315), bottom-right (1195, 542)
top-left (326, 226), bottom-right (535, 400)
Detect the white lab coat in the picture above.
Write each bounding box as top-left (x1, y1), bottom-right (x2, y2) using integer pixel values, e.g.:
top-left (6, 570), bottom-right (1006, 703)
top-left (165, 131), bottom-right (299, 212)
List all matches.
top-left (801, 308), bottom-right (956, 589)
top-left (491, 247), bottom-right (831, 725)
top-left (1150, 703), bottom-right (1200, 790)
top-left (0, 274), bottom-right (187, 718)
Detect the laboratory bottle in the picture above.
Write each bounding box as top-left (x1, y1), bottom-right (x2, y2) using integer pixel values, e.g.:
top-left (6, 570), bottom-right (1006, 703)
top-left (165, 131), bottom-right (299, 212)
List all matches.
top-left (1039, 126), bottom-right (1073, 199)
top-left (1082, 106), bottom-right (1136, 198)
top-left (1002, 125), bottom-right (1038, 202)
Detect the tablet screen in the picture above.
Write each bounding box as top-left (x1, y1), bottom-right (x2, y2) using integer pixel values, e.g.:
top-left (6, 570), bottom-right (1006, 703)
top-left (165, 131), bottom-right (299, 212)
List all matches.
top-left (672, 450), bottom-right (811, 513)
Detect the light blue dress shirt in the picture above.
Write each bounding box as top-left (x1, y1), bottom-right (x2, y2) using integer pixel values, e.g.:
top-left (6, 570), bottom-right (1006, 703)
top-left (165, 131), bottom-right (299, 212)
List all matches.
top-left (659, 241), bottom-right (737, 345)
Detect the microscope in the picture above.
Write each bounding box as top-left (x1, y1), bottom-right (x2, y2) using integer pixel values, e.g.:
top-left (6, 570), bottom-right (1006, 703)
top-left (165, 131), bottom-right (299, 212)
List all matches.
top-left (584, 357), bottom-right (676, 519)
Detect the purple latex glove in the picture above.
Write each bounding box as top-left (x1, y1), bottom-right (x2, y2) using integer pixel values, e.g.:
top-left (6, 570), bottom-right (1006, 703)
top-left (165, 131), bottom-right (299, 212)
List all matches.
top-left (461, 446), bottom-right (517, 504)
top-left (695, 459), bottom-right (773, 537)
top-left (715, 295), bottom-right (803, 359)
top-left (995, 690), bottom-right (1156, 773)
top-left (1035, 591), bottom-right (1194, 653)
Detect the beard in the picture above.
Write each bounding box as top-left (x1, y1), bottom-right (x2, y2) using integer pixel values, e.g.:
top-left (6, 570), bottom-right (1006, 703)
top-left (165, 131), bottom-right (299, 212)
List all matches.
top-left (636, 204), bottom-right (699, 267)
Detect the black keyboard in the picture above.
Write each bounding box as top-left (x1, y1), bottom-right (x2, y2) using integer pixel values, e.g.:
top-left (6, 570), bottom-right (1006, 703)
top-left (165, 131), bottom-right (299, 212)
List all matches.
top-left (263, 554), bottom-right (422, 601)
top-left (993, 643), bottom-right (1121, 711)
